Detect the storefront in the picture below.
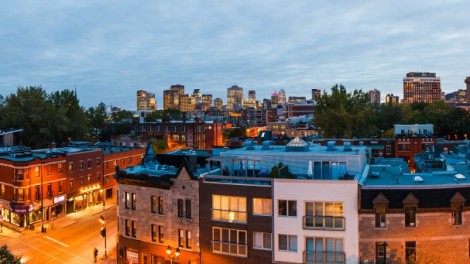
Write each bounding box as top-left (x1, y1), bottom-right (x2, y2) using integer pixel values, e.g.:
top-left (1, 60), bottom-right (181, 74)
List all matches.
top-left (67, 184), bottom-right (103, 213)
top-left (8, 203), bottom-right (34, 228)
top-left (51, 194), bottom-right (66, 217)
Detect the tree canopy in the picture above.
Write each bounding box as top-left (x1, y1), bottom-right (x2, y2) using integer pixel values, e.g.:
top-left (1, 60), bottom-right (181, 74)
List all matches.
top-left (0, 244), bottom-right (22, 264)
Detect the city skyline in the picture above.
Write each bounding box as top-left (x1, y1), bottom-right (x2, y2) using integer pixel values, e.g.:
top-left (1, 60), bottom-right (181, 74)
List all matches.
top-left (1, 1), bottom-right (470, 110)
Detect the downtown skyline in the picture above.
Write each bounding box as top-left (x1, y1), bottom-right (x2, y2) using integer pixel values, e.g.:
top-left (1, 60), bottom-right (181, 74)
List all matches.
top-left (1, 0), bottom-right (470, 110)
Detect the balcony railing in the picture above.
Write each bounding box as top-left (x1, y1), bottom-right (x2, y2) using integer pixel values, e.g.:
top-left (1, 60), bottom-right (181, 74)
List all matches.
top-left (304, 250), bottom-right (345, 264)
top-left (212, 209), bottom-right (247, 224)
top-left (303, 216), bottom-right (345, 230)
top-left (212, 241), bottom-right (247, 257)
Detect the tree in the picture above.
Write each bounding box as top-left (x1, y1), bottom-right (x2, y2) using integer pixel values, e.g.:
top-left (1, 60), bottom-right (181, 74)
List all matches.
top-left (313, 84), bottom-right (377, 138)
top-left (85, 106), bottom-right (108, 141)
top-left (0, 244), bottom-right (22, 264)
top-left (111, 110), bottom-right (133, 122)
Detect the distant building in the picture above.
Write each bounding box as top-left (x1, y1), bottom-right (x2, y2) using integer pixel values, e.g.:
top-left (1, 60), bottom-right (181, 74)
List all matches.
top-left (403, 72), bottom-right (441, 103)
top-left (385, 94), bottom-right (399, 105)
top-left (288, 96), bottom-right (307, 104)
top-left (311, 88), bottom-right (321, 105)
top-left (367, 89), bottom-right (381, 105)
top-left (394, 124), bottom-right (435, 170)
top-left (227, 85), bottom-right (243, 111)
top-left (466, 76), bottom-right (470, 103)
top-left (248, 90), bottom-right (256, 100)
top-left (213, 98), bottom-right (223, 110)
top-left (137, 90), bottom-right (156, 111)
top-left (201, 94), bottom-right (212, 106)
top-left (278, 89), bottom-right (287, 105)
top-left (271, 91), bottom-right (279, 108)
top-left (179, 94), bottom-right (196, 112)
top-left (163, 85), bottom-right (185, 110)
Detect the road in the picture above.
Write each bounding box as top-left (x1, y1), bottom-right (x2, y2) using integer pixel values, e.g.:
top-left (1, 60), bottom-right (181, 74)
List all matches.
top-left (0, 205), bottom-right (117, 264)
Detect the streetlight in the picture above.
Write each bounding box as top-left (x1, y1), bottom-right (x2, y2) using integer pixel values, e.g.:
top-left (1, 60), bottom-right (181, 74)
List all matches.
top-left (166, 245), bottom-right (180, 264)
top-left (99, 215), bottom-right (107, 258)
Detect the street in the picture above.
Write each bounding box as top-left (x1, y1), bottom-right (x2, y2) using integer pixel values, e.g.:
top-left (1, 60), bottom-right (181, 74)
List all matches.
top-left (0, 204), bottom-right (117, 264)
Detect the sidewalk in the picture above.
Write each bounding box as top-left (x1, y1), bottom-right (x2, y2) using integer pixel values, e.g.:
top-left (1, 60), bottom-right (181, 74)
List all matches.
top-left (0, 201), bottom-right (117, 239)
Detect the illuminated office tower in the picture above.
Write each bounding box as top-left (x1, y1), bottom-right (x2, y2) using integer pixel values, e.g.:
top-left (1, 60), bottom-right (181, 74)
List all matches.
top-left (403, 72), bottom-right (441, 103)
top-left (136, 90), bottom-right (156, 111)
top-left (227, 85), bottom-right (243, 111)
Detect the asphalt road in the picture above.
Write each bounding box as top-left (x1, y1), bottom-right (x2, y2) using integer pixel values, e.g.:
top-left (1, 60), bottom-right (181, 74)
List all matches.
top-left (0, 205), bottom-right (117, 264)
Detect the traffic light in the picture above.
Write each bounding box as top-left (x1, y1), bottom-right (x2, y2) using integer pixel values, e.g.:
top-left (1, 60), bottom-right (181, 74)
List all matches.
top-left (100, 227), bottom-right (106, 238)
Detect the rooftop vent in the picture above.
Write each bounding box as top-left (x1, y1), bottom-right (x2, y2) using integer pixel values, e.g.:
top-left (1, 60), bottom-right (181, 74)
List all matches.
top-left (245, 140), bottom-right (255, 150)
top-left (327, 141), bottom-right (336, 151)
top-left (454, 173), bottom-right (466, 181)
top-left (413, 176), bottom-right (424, 183)
top-left (262, 141), bottom-right (271, 150)
top-left (370, 171), bottom-right (380, 178)
top-left (343, 142), bottom-right (352, 151)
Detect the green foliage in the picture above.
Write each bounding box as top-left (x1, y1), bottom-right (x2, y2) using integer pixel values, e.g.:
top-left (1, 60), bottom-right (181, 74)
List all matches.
top-left (0, 244), bottom-right (22, 264)
top-left (270, 162), bottom-right (294, 178)
top-left (151, 138), bottom-right (169, 153)
top-left (144, 109), bottom-right (183, 122)
top-left (313, 84), bottom-right (377, 138)
top-left (85, 106), bottom-right (108, 140)
top-left (314, 85), bottom-right (470, 139)
top-left (223, 127), bottom-right (247, 140)
top-left (110, 110), bottom-right (133, 122)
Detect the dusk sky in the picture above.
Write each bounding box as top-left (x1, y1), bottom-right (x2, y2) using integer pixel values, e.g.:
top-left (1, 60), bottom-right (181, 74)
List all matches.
top-left (1, 0), bottom-right (469, 110)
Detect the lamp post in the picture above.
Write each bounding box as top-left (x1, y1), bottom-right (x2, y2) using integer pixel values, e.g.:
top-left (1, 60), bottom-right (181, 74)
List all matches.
top-left (166, 245), bottom-right (180, 264)
top-left (99, 215), bottom-right (107, 258)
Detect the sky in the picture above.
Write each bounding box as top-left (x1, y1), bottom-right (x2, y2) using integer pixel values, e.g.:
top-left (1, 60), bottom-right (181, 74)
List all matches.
top-left (1, 0), bottom-right (469, 110)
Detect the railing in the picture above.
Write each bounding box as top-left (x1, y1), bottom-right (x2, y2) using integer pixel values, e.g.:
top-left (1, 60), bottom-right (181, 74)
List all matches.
top-left (303, 216), bottom-right (345, 230)
top-left (212, 209), bottom-right (247, 223)
top-left (304, 251), bottom-right (345, 264)
top-left (212, 241), bottom-right (247, 257)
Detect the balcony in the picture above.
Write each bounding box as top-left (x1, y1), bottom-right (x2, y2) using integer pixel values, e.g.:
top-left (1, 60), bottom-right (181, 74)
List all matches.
top-left (212, 241), bottom-right (247, 257)
top-left (303, 216), bottom-right (345, 230)
top-left (304, 250), bottom-right (345, 264)
top-left (212, 209), bottom-right (247, 224)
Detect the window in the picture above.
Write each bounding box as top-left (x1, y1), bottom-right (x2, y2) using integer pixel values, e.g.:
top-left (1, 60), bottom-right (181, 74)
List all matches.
top-left (405, 241), bottom-right (416, 263)
top-left (151, 196), bottom-right (157, 213)
top-left (158, 196), bottom-right (164, 214)
top-left (131, 193), bottom-right (136, 210)
top-left (132, 220), bottom-right (137, 238)
top-left (79, 161), bottom-right (84, 170)
top-left (47, 164), bottom-right (52, 175)
top-left (105, 175), bottom-right (110, 184)
top-left (125, 219), bottom-right (130, 236)
top-left (452, 204), bottom-right (463, 225)
top-left (305, 202), bottom-right (344, 230)
top-left (212, 195), bottom-right (247, 223)
top-left (375, 205), bottom-right (386, 228)
top-left (35, 186), bottom-right (40, 201)
top-left (278, 200), bottom-right (297, 217)
top-left (0, 184), bottom-right (5, 196)
top-left (125, 192), bottom-right (131, 209)
top-left (69, 179), bottom-right (73, 190)
top-left (16, 169), bottom-right (25, 181)
top-left (405, 206), bottom-right (416, 227)
top-left (376, 242), bottom-right (387, 264)
top-left (97, 173), bottom-right (101, 180)
top-left (305, 237), bottom-right (344, 264)
top-left (88, 160), bottom-right (92, 169)
top-left (33, 167), bottom-right (39, 178)
top-left (158, 225), bottom-right (164, 243)
top-left (87, 175), bottom-right (91, 183)
top-left (58, 181), bottom-right (63, 193)
top-left (253, 232), bottom-right (272, 250)
top-left (151, 224), bottom-right (157, 242)
top-left (186, 199), bottom-right (191, 218)
top-left (279, 234), bottom-right (297, 252)
top-left (68, 162), bottom-right (74, 172)
top-left (96, 158), bottom-right (101, 166)
top-left (253, 198), bottom-right (272, 215)
top-left (58, 163), bottom-right (63, 174)
top-left (47, 183), bottom-right (52, 198)
top-left (178, 229), bottom-right (191, 248)
top-left (385, 145), bottom-right (392, 155)
top-left (128, 157), bottom-right (132, 164)
top-left (212, 227), bottom-right (247, 256)
top-left (398, 143), bottom-right (411, 152)
top-left (178, 199), bottom-right (184, 217)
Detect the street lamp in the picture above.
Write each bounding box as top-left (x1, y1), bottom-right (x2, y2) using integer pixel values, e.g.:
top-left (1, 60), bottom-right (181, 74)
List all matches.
top-left (99, 215), bottom-right (107, 258)
top-left (166, 245), bottom-right (180, 264)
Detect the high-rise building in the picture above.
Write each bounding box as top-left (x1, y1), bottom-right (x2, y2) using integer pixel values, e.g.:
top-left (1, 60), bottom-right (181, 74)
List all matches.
top-left (202, 94), bottom-right (212, 106)
top-left (271, 91), bottom-right (279, 108)
top-left (311, 89), bottom-right (321, 105)
top-left (179, 94), bottom-right (196, 112)
top-left (288, 96), bottom-right (307, 104)
top-left (163, 84), bottom-right (185, 110)
top-left (278, 89), bottom-right (287, 105)
top-left (248, 90), bottom-right (256, 100)
top-left (465, 76), bottom-right (470, 103)
top-left (403, 72), bottom-right (441, 103)
top-left (368, 89), bottom-right (381, 105)
top-left (137, 90), bottom-right (156, 111)
top-left (193, 89), bottom-right (202, 104)
top-left (385, 94), bottom-right (399, 105)
top-left (214, 98), bottom-right (223, 109)
top-left (227, 85), bottom-right (243, 111)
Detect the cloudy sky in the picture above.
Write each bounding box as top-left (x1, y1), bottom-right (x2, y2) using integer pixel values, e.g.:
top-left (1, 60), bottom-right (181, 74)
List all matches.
top-left (1, 0), bottom-right (469, 110)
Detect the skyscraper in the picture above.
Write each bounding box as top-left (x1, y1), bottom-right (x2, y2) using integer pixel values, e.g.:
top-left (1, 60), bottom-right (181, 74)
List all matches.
top-left (248, 90), bottom-right (256, 100)
top-left (163, 84), bottom-right (185, 110)
top-left (214, 98), bottom-right (223, 109)
top-left (136, 90), bottom-right (156, 111)
top-left (385, 94), bottom-right (399, 105)
top-left (403, 72), bottom-right (441, 103)
top-left (227, 85), bottom-right (243, 111)
top-left (367, 89), bottom-right (381, 105)
top-left (278, 89), bottom-right (287, 105)
top-left (311, 88), bottom-right (321, 105)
